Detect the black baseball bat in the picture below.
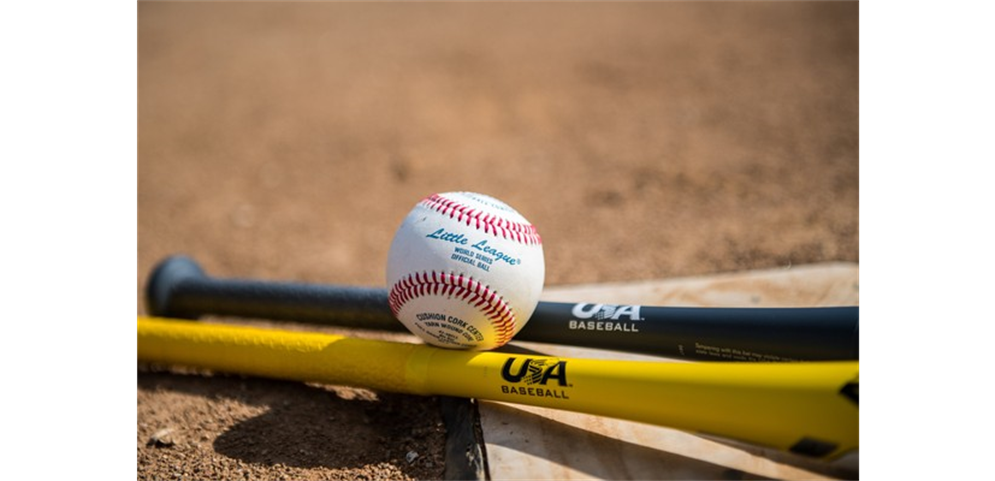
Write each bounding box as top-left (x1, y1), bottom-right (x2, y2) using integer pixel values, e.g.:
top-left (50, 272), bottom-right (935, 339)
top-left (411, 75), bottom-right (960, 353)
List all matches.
top-left (145, 255), bottom-right (858, 361)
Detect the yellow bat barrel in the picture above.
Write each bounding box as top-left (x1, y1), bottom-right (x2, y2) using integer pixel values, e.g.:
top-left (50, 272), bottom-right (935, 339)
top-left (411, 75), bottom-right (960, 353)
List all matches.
top-left (138, 317), bottom-right (858, 459)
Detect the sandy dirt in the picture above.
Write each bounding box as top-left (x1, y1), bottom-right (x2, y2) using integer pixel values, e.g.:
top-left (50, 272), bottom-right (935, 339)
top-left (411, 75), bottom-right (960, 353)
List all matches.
top-left (138, 2), bottom-right (858, 479)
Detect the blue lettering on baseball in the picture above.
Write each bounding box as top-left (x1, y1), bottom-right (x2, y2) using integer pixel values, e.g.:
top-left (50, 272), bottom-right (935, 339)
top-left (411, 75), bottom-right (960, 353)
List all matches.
top-left (451, 253), bottom-right (476, 265)
top-left (471, 240), bottom-right (521, 266)
top-left (426, 228), bottom-right (468, 245)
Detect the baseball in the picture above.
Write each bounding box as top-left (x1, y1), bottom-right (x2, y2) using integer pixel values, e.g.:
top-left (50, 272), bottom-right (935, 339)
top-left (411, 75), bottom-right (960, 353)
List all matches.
top-left (386, 192), bottom-right (544, 350)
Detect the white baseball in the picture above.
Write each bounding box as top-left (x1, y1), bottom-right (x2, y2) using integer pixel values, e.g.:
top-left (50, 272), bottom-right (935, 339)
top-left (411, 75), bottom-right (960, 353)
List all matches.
top-left (386, 192), bottom-right (545, 350)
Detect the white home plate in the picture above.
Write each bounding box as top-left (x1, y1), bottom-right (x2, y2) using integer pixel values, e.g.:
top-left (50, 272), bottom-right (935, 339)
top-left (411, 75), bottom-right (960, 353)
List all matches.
top-left (478, 263), bottom-right (859, 480)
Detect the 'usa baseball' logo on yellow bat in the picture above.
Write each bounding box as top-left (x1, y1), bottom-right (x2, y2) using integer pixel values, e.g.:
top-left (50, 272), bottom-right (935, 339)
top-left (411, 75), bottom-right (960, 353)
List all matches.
top-left (499, 357), bottom-right (571, 399)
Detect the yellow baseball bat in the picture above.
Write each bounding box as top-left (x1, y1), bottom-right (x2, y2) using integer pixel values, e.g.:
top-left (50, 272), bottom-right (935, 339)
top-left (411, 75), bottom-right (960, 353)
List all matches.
top-left (137, 317), bottom-right (858, 459)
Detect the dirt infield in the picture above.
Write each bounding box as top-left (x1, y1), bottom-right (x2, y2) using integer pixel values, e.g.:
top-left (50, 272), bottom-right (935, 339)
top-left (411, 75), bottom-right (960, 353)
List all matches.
top-left (138, 2), bottom-right (858, 479)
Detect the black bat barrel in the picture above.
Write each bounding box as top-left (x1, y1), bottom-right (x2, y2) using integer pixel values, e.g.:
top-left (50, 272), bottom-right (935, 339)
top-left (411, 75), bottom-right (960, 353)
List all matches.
top-left (145, 255), bottom-right (858, 361)
top-left (525, 302), bottom-right (857, 362)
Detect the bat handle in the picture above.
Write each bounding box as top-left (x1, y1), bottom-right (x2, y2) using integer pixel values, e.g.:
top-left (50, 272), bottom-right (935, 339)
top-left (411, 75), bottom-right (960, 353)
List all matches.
top-left (145, 255), bottom-right (404, 331)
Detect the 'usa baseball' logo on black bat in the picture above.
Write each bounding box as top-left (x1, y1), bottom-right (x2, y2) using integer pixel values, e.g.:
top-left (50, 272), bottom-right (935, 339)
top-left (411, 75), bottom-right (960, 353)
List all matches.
top-left (567, 303), bottom-right (644, 332)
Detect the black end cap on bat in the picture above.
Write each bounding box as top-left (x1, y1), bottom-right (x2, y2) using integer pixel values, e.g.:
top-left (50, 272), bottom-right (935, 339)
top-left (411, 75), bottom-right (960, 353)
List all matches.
top-left (146, 255), bottom-right (206, 319)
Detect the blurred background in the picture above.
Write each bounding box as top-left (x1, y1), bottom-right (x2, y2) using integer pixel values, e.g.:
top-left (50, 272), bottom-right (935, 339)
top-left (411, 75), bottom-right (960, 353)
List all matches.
top-left (139, 1), bottom-right (858, 293)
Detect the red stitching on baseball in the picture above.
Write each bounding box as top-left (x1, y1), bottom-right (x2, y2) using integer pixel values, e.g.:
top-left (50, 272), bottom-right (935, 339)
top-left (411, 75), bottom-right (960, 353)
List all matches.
top-left (419, 194), bottom-right (542, 246)
top-left (388, 270), bottom-right (518, 346)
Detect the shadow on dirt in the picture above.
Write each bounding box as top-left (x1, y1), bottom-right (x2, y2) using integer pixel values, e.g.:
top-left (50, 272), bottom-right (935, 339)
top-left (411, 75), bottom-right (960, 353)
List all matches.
top-left (138, 368), bottom-right (445, 477)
